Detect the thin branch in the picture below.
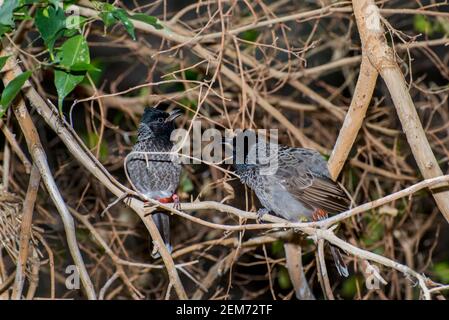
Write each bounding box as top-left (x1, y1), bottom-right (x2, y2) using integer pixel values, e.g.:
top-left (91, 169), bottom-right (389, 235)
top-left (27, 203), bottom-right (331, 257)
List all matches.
top-left (328, 55), bottom-right (378, 179)
top-left (0, 120), bottom-right (32, 173)
top-left (1, 50), bottom-right (96, 300)
top-left (71, 3), bottom-right (316, 148)
top-left (0, 50), bottom-right (188, 300)
top-left (352, 0), bottom-right (449, 223)
top-left (10, 98), bottom-right (96, 299)
top-left (308, 228), bottom-right (431, 300)
top-left (12, 164), bottom-right (40, 299)
top-left (284, 243), bottom-right (315, 300)
top-left (178, 174), bottom-right (449, 230)
top-left (316, 239), bottom-right (334, 300)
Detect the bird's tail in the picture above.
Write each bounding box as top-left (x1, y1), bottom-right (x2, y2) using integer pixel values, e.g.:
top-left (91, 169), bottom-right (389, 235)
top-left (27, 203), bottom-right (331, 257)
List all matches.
top-left (329, 244), bottom-right (349, 277)
top-left (151, 212), bottom-right (172, 259)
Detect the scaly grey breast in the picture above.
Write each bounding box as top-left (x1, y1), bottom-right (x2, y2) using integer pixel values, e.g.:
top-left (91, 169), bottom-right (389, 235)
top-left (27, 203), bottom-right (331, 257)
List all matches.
top-left (126, 137), bottom-right (181, 200)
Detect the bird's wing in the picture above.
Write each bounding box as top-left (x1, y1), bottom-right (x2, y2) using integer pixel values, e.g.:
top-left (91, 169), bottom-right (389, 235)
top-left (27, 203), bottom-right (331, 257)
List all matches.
top-left (279, 147), bottom-right (331, 177)
top-left (126, 152), bottom-right (152, 194)
top-left (273, 148), bottom-right (350, 214)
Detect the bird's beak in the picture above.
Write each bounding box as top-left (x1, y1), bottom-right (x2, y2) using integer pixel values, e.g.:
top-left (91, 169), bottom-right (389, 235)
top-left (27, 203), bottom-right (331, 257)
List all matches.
top-left (165, 109), bottom-right (183, 122)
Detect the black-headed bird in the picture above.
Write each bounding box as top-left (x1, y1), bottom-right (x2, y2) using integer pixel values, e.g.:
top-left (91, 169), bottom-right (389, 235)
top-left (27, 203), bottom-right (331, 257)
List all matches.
top-left (230, 133), bottom-right (350, 277)
top-left (126, 107), bottom-right (182, 258)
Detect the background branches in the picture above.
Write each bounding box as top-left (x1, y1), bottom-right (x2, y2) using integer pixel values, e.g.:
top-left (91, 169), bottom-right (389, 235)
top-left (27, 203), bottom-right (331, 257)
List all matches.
top-left (0, 0), bottom-right (449, 300)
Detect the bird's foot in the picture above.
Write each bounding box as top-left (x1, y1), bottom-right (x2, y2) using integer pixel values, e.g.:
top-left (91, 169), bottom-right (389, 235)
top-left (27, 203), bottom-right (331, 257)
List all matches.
top-left (155, 194), bottom-right (180, 210)
top-left (172, 194), bottom-right (181, 211)
top-left (256, 208), bottom-right (270, 224)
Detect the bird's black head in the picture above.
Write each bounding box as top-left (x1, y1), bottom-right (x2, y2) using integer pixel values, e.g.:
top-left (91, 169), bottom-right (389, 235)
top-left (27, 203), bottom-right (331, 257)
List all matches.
top-left (138, 108), bottom-right (182, 139)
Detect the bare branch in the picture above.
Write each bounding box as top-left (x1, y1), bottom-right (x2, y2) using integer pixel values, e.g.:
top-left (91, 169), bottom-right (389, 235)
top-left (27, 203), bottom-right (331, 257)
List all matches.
top-left (352, 0), bottom-right (449, 222)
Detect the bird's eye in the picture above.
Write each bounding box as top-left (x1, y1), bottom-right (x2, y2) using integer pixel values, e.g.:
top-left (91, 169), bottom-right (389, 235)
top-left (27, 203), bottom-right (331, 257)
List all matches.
top-left (157, 118), bottom-right (164, 123)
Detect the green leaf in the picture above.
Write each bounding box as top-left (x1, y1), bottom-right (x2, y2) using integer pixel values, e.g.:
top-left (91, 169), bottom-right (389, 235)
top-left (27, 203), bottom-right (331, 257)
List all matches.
top-left (440, 20), bottom-right (449, 34)
top-left (179, 97), bottom-right (198, 109)
top-left (54, 69), bottom-right (84, 111)
top-left (180, 174), bottom-right (194, 193)
top-left (277, 266), bottom-right (292, 290)
top-left (0, 24), bottom-right (11, 38)
top-left (49, 0), bottom-right (66, 8)
top-left (0, 55), bottom-right (10, 72)
top-left (19, 0), bottom-right (44, 5)
top-left (97, 3), bottom-right (148, 39)
top-left (131, 13), bottom-right (163, 30)
top-left (35, 5), bottom-right (66, 52)
top-left (361, 216), bottom-right (384, 246)
top-left (99, 2), bottom-right (116, 12)
top-left (271, 240), bottom-right (284, 257)
top-left (433, 19), bottom-right (449, 35)
top-left (85, 132), bottom-right (109, 161)
top-left (0, 0), bottom-right (19, 27)
top-left (342, 276), bottom-right (360, 299)
top-left (433, 262), bottom-right (449, 283)
top-left (0, 71), bottom-right (32, 117)
top-left (70, 63), bottom-right (100, 72)
top-left (113, 9), bottom-right (136, 40)
top-left (57, 35), bottom-right (91, 71)
top-left (13, 5), bottom-right (33, 21)
top-left (99, 11), bottom-right (117, 27)
top-left (414, 14), bottom-right (433, 36)
top-left (81, 59), bottom-right (104, 86)
top-left (240, 29), bottom-right (259, 42)
top-left (65, 14), bottom-right (87, 32)
top-left (112, 111), bottom-right (123, 125)
top-left (184, 69), bottom-right (200, 81)
top-left (63, 27), bottom-right (78, 38)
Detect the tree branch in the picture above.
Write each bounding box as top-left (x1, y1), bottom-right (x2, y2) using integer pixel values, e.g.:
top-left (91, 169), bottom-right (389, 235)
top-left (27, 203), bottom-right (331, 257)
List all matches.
top-left (12, 164), bottom-right (40, 299)
top-left (9, 97), bottom-right (96, 299)
top-left (0, 48), bottom-right (188, 300)
top-left (352, 0), bottom-right (449, 223)
top-left (328, 55), bottom-right (378, 179)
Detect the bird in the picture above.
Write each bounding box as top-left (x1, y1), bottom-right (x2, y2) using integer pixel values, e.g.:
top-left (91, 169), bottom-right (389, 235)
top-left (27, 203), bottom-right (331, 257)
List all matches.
top-left (126, 107), bottom-right (182, 258)
top-left (229, 132), bottom-right (350, 277)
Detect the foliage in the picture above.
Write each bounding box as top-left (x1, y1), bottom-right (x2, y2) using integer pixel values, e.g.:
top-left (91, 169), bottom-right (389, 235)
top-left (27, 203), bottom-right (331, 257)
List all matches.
top-left (1, 0), bottom-right (449, 301)
top-left (0, 71), bottom-right (32, 117)
top-left (0, 0), bottom-right (161, 114)
top-left (433, 262), bottom-right (449, 283)
top-left (414, 14), bottom-right (449, 36)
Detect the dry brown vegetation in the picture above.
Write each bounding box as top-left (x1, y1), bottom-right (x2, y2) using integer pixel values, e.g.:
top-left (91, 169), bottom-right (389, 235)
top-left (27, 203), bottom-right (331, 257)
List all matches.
top-left (1, 0), bottom-right (449, 300)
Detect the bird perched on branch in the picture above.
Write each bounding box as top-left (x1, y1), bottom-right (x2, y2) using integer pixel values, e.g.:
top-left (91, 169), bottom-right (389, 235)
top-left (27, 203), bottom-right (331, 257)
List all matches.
top-left (229, 132), bottom-right (350, 277)
top-left (126, 107), bottom-right (182, 258)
